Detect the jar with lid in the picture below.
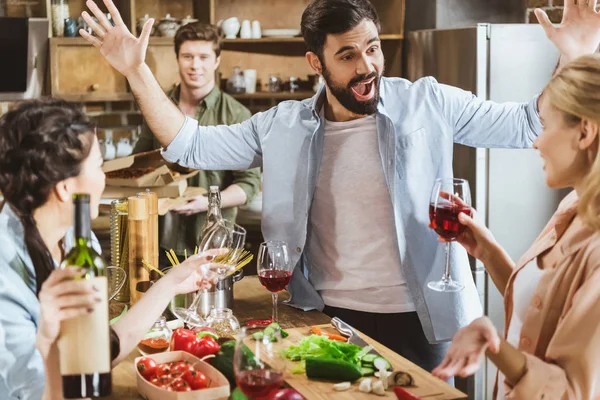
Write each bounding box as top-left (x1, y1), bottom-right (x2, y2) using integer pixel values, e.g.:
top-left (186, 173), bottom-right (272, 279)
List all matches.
top-left (205, 308), bottom-right (240, 339)
top-left (51, 0), bottom-right (70, 37)
top-left (226, 67), bottom-right (246, 94)
top-left (137, 316), bottom-right (172, 355)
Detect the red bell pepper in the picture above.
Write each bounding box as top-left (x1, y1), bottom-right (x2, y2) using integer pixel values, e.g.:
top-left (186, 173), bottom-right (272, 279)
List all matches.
top-left (170, 328), bottom-right (220, 359)
top-left (394, 386), bottom-right (422, 400)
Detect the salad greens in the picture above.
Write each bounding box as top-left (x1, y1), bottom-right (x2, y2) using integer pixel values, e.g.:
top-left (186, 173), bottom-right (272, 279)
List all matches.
top-left (283, 334), bottom-right (363, 364)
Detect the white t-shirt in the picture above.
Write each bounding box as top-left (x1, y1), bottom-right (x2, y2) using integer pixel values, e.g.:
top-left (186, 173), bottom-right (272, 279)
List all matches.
top-left (498, 258), bottom-right (544, 398)
top-left (306, 114), bottom-right (415, 313)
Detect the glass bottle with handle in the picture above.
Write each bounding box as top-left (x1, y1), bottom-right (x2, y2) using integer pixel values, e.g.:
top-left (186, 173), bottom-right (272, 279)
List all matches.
top-left (57, 193), bottom-right (112, 398)
top-left (200, 185), bottom-right (223, 236)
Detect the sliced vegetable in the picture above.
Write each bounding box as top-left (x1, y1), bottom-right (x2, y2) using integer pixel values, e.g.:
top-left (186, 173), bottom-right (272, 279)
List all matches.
top-left (305, 358), bottom-right (363, 382)
top-left (252, 322), bottom-right (289, 342)
top-left (311, 326), bottom-right (347, 342)
top-left (394, 386), bottom-right (423, 400)
top-left (333, 382), bottom-right (351, 391)
top-left (361, 354), bottom-right (378, 365)
top-left (360, 367), bottom-right (375, 377)
top-left (373, 357), bottom-right (392, 371)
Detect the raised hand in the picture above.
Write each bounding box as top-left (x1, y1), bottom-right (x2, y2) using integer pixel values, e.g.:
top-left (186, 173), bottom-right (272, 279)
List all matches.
top-left (432, 317), bottom-right (500, 381)
top-left (535, 0), bottom-right (600, 61)
top-left (80, 0), bottom-right (153, 77)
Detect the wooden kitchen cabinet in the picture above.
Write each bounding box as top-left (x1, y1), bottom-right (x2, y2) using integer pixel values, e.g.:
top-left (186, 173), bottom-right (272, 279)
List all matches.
top-left (48, 0), bottom-right (405, 102)
top-left (50, 37), bottom-right (180, 101)
top-left (50, 38), bottom-right (130, 101)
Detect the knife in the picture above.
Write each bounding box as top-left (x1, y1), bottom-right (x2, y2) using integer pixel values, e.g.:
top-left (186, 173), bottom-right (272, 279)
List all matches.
top-left (331, 317), bottom-right (391, 368)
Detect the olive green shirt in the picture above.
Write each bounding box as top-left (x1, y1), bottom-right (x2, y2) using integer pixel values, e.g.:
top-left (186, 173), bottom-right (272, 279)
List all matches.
top-left (133, 85), bottom-right (261, 255)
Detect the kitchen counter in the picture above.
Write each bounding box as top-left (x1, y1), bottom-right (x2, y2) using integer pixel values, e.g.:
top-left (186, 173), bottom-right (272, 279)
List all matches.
top-left (108, 276), bottom-right (330, 399)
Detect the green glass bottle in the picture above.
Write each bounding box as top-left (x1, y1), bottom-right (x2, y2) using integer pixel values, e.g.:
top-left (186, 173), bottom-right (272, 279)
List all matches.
top-left (58, 193), bottom-right (112, 398)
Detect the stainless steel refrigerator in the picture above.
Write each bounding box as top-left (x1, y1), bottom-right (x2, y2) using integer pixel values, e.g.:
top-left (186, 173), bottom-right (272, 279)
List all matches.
top-left (406, 24), bottom-right (569, 399)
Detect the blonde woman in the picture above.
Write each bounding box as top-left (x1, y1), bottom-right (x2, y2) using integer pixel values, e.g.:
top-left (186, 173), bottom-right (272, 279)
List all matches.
top-left (432, 54), bottom-right (600, 399)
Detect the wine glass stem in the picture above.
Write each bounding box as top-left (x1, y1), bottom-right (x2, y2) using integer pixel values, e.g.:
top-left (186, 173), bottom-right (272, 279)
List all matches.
top-left (443, 242), bottom-right (452, 283)
top-left (272, 292), bottom-right (278, 323)
top-left (184, 290), bottom-right (202, 323)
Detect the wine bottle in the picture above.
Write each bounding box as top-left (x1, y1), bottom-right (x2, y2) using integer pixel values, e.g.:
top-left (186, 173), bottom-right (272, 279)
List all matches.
top-left (200, 185), bottom-right (223, 237)
top-left (57, 193), bottom-right (112, 398)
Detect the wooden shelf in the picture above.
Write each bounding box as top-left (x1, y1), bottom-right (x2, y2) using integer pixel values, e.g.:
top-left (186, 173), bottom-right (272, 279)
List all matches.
top-left (231, 91), bottom-right (314, 100)
top-left (53, 33), bottom-right (403, 47)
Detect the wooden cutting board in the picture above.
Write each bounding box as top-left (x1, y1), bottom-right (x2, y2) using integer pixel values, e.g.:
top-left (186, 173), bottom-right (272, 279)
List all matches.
top-left (243, 324), bottom-right (466, 400)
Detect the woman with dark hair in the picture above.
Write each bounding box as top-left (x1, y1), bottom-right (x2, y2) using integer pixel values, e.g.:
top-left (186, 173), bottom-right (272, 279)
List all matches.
top-left (0, 98), bottom-right (222, 399)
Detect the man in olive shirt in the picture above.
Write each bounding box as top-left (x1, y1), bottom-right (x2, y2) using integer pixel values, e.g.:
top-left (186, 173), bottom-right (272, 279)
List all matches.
top-left (133, 22), bottom-right (261, 264)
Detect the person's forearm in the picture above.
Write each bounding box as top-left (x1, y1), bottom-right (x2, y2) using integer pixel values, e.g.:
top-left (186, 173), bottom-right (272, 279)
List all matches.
top-left (36, 340), bottom-right (63, 400)
top-left (486, 338), bottom-right (528, 387)
top-left (220, 184), bottom-right (248, 209)
top-left (111, 278), bottom-right (174, 365)
top-left (480, 242), bottom-right (515, 295)
top-left (125, 64), bottom-right (185, 148)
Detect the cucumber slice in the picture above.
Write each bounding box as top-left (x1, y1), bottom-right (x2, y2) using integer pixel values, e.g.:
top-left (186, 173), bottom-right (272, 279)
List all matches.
top-left (360, 367), bottom-right (375, 376)
top-left (361, 354), bottom-right (378, 364)
top-left (373, 357), bottom-right (392, 371)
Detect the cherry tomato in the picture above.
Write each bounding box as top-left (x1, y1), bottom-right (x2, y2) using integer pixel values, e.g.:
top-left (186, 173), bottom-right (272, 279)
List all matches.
top-left (155, 363), bottom-right (172, 377)
top-left (172, 378), bottom-right (192, 392)
top-left (136, 357), bottom-right (157, 380)
top-left (153, 376), bottom-right (172, 387)
top-left (149, 377), bottom-right (160, 386)
top-left (171, 360), bottom-right (194, 375)
top-left (183, 370), bottom-right (208, 390)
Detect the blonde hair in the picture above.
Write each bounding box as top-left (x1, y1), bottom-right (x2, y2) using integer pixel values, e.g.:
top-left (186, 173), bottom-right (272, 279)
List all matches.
top-left (546, 54), bottom-right (600, 231)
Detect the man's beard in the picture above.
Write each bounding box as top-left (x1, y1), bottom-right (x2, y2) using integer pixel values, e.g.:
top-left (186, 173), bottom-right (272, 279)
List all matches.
top-left (322, 64), bottom-right (381, 116)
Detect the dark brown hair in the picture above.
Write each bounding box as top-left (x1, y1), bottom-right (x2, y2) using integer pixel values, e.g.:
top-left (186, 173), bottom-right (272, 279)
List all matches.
top-left (174, 22), bottom-right (223, 57)
top-left (301, 0), bottom-right (380, 61)
top-left (0, 98), bottom-right (95, 295)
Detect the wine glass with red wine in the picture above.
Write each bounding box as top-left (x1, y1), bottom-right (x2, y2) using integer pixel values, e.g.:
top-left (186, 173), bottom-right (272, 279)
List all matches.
top-left (428, 178), bottom-right (472, 292)
top-left (257, 241), bottom-right (292, 324)
top-left (234, 327), bottom-right (286, 400)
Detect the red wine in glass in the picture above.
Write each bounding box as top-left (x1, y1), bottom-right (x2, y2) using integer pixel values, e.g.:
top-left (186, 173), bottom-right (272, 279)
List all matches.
top-left (236, 369), bottom-right (284, 399)
top-left (428, 178), bottom-right (472, 292)
top-left (429, 202), bottom-right (472, 241)
top-left (258, 270), bottom-right (293, 293)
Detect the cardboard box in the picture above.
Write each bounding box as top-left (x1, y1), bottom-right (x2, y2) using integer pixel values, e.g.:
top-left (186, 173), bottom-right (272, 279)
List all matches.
top-left (102, 180), bottom-right (188, 200)
top-left (103, 150), bottom-right (198, 188)
top-left (135, 351), bottom-right (230, 400)
top-left (99, 186), bottom-right (208, 216)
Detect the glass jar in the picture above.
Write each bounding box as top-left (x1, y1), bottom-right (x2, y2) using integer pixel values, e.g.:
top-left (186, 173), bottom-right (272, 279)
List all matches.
top-left (137, 316), bottom-right (172, 355)
top-left (206, 308), bottom-right (240, 339)
top-left (110, 199), bottom-right (129, 302)
top-left (226, 67), bottom-right (246, 94)
top-left (51, 0), bottom-right (70, 37)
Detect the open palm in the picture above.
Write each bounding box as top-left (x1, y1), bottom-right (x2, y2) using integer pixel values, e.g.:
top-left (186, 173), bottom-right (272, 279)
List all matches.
top-left (80, 0), bottom-right (153, 77)
top-left (536, 0), bottom-right (600, 60)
